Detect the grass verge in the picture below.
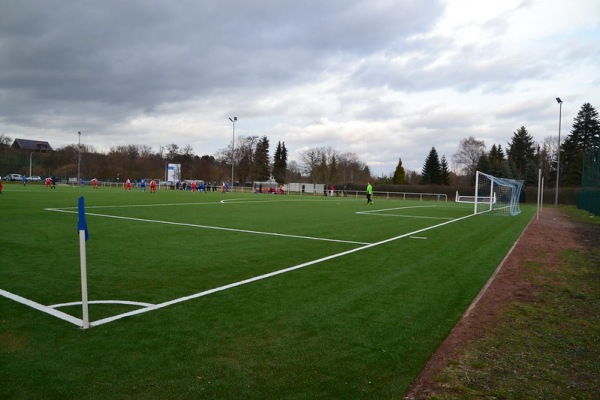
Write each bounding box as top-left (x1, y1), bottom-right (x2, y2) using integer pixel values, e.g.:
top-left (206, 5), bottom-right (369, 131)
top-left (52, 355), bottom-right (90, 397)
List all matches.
top-left (424, 206), bottom-right (600, 399)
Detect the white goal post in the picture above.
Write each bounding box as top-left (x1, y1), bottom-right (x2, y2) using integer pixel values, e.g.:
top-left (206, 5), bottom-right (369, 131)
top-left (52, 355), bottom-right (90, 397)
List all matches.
top-left (455, 171), bottom-right (524, 216)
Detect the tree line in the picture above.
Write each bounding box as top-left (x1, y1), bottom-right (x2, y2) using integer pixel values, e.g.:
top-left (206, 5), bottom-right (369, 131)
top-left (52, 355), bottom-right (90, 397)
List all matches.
top-left (0, 134), bottom-right (371, 186)
top-left (1, 103), bottom-right (597, 187)
top-left (383, 102), bottom-right (599, 187)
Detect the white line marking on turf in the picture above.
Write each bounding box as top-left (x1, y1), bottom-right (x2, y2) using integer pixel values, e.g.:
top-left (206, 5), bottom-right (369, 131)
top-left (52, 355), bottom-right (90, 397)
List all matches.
top-left (7, 202), bottom-right (475, 328)
top-left (50, 300), bottom-right (155, 308)
top-left (45, 201), bottom-right (219, 210)
top-left (0, 288), bottom-right (83, 327)
top-left (358, 213), bottom-right (453, 220)
top-left (45, 208), bottom-right (370, 245)
top-left (409, 236), bottom-right (427, 240)
top-left (356, 205), bottom-right (454, 220)
top-left (90, 212), bottom-right (477, 327)
top-left (44, 197), bottom-right (331, 211)
top-left (219, 198), bottom-right (333, 204)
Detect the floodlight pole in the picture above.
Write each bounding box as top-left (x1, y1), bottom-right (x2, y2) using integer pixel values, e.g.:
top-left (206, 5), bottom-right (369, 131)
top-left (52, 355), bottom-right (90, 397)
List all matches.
top-left (77, 131), bottom-right (81, 184)
top-left (554, 98), bottom-right (562, 207)
top-left (229, 117), bottom-right (237, 192)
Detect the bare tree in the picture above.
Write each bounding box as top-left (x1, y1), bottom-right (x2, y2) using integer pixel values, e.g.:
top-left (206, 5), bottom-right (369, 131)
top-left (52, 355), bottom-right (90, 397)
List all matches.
top-left (165, 144), bottom-right (180, 160)
top-left (0, 133), bottom-right (12, 147)
top-left (337, 152), bottom-right (371, 184)
top-left (452, 136), bottom-right (486, 179)
top-left (286, 160), bottom-right (302, 182)
top-left (182, 144), bottom-right (194, 157)
top-left (300, 147), bottom-right (320, 182)
top-left (540, 135), bottom-right (558, 183)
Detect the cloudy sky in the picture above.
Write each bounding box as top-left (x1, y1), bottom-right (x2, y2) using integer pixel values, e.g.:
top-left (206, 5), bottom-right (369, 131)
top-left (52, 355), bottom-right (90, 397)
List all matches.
top-left (1, 0), bottom-right (599, 176)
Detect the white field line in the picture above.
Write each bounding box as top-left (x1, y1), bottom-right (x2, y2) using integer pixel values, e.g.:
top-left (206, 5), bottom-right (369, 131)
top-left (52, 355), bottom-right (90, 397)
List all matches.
top-left (50, 300), bottom-right (155, 308)
top-left (90, 212), bottom-right (476, 327)
top-left (45, 197), bottom-right (333, 211)
top-left (46, 201), bottom-right (221, 210)
top-left (45, 208), bottom-right (370, 246)
top-left (356, 213), bottom-right (453, 220)
top-left (2, 202), bottom-right (475, 328)
top-left (0, 291), bottom-right (156, 328)
top-left (356, 205), bottom-right (455, 220)
top-left (0, 288), bottom-right (83, 327)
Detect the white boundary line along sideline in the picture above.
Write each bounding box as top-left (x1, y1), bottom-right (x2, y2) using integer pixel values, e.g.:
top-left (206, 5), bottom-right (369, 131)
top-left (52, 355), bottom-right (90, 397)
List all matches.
top-left (0, 288), bottom-right (83, 327)
top-left (1, 211), bottom-right (476, 328)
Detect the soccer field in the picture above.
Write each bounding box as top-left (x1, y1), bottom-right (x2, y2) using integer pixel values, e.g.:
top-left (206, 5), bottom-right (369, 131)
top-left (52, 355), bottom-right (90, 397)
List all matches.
top-left (0, 184), bottom-right (535, 399)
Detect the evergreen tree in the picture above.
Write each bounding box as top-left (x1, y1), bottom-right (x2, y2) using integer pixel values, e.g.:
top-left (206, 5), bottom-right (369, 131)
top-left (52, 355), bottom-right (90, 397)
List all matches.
top-left (393, 158), bottom-right (407, 184)
top-left (272, 141), bottom-right (287, 183)
top-left (440, 155), bottom-right (451, 185)
top-left (253, 136), bottom-right (270, 181)
top-left (420, 147), bottom-right (441, 185)
top-left (476, 154), bottom-right (490, 178)
top-left (525, 160), bottom-right (539, 186)
top-left (329, 154), bottom-right (338, 184)
top-left (489, 144), bottom-right (499, 161)
top-left (497, 144), bottom-right (506, 160)
top-left (566, 103), bottom-right (600, 155)
top-left (507, 126), bottom-right (536, 177)
top-left (488, 144), bottom-right (511, 178)
top-left (562, 103), bottom-right (600, 185)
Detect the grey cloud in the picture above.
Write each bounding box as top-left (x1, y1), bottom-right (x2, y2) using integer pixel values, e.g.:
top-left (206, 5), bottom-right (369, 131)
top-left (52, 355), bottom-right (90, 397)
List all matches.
top-left (1, 0), bottom-right (595, 175)
top-left (1, 0), bottom-right (444, 106)
top-left (351, 38), bottom-right (553, 94)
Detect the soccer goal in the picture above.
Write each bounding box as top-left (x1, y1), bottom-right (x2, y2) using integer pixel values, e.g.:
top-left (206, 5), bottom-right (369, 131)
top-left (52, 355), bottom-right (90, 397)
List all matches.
top-left (456, 171), bottom-right (524, 216)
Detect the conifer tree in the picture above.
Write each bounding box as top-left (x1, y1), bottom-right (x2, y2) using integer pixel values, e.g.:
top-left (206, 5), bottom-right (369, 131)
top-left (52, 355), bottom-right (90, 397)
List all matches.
top-left (393, 158), bottom-right (407, 184)
top-left (272, 141), bottom-right (288, 183)
top-left (421, 147), bottom-right (441, 185)
top-left (562, 103), bottom-right (600, 185)
top-left (440, 155), bottom-right (451, 185)
top-left (254, 136), bottom-right (270, 181)
top-left (507, 126), bottom-right (536, 179)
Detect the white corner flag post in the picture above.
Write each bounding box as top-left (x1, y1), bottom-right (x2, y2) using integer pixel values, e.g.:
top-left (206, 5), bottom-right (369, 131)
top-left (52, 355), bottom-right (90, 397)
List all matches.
top-left (78, 196), bottom-right (90, 329)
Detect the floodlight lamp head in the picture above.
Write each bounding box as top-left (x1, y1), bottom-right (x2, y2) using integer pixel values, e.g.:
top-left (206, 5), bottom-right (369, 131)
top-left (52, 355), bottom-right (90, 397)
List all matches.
top-left (229, 117), bottom-right (237, 122)
top-left (556, 97), bottom-right (563, 104)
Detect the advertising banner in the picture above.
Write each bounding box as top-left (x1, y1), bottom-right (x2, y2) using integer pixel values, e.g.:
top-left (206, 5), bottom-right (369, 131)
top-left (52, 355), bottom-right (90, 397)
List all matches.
top-left (167, 163), bottom-right (181, 182)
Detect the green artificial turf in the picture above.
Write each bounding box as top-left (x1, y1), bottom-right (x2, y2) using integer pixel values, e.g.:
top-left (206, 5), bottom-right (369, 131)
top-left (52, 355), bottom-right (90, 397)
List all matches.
top-left (0, 183), bottom-right (535, 399)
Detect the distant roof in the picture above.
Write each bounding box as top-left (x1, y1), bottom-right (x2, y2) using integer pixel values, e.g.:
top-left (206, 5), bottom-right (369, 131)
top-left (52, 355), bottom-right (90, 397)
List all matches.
top-left (11, 138), bottom-right (53, 152)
